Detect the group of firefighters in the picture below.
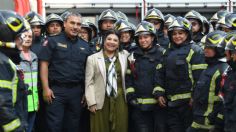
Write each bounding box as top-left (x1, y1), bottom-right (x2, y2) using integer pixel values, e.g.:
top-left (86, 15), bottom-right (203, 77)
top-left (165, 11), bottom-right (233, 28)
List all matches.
top-left (0, 6), bottom-right (236, 132)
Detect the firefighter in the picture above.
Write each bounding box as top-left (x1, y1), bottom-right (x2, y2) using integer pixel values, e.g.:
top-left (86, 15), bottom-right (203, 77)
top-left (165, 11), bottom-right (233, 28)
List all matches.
top-left (210, 10), bottom-right (229, 30)
top-left (222, 35), bottom-right (236, 132)
top-left (0, 10), bottom-right (31, 132)
top-left (202, 16), bottom-right (214, 35)
top-left (86, 20), bottom-right (98, 39)
top-left (185, 10), bottom-right (204, 44)
top-left (116, 11), bottom-right (129, 21)
top-left (187, 30), bottom-right (227, 132)
top-left (90, 9), bottom-right (118, 51)
top-left (114, 19), bottom-right (137, 52)
top-left (144, 8), bottom-right (169, 49)
top-left (25, 11), bottom-right (45, 57)
top-left (45, 13), bottom-right (63, 36)
top-left (163, 14), bottom-right (175, 39)
top-left (125, 21), bottom-right (166, 132)
top-left (153, 16), bottom-right (207, 132)
top-left (216, 13), bottom-right (236, 33)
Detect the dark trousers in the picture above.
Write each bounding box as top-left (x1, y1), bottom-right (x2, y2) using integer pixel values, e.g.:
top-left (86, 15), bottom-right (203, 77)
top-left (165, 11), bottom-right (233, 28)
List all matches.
top-left (45, 84), bottom-right (83, 132)
top-left (155, 108), bottom-right (169, 132)
top-left (131, 108), bottom-right (154, 132)
top-left (186, 127), bottom-right (209, 132)
top-left (168, 103), bottom-right (193, 132)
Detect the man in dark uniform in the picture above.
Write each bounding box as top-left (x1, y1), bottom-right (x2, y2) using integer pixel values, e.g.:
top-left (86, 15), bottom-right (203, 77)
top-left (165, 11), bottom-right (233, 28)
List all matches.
top-left (39, 12), bottom-right (91, 132)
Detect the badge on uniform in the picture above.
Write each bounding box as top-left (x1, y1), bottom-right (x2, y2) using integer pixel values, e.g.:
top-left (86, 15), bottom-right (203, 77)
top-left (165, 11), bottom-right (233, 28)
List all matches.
top-left (80, 47), bottom-right (85, 50)
top-left (57, 43), bottom-right (67, 48)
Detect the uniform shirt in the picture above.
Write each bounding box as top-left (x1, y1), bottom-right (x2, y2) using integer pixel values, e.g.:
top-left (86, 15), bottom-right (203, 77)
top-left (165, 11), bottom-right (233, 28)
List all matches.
top-left (39, 32), bottom-right (91, 83)
top-left (31, 36), bottom-right (45, 57)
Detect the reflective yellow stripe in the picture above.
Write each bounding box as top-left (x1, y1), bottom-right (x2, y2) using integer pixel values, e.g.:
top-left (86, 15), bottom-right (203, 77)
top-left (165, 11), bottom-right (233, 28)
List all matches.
top-left (156, 64), bottom-right (162, 70)
top-left (137, 98), bottom-right (157, 104)
top-left (204, 70), bottom-right (220, 116)
top-left (2, 118), bottom-right (21, 132)
top-left (191, 122), bottom-right (213, 130)
top-left (0, 80), bottom-right (12, 89)
top-left (186, 49), bottom-right (194, 85)
top-left (153, 86), bottom-right (165, 94)
top-left (217, 113), bottom-right (223, 120)
top-left (126, 87), bottom-right (135, 94)
top-left (192, 64), bottom-right (208, 70)
top-left (168, 93), bottom-right (191, 101)
top-left (9, 59), bottom-right (18, 106)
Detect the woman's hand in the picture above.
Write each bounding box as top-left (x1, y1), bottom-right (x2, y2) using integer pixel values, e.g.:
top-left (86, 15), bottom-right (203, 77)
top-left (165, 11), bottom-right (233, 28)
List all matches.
top-left (89, 105), bottom-right (97, 113)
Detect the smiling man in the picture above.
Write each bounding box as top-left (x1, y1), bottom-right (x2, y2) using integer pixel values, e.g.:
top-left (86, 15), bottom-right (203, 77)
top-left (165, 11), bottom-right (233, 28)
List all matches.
top-left (39, 12), bottom-right (91, 132)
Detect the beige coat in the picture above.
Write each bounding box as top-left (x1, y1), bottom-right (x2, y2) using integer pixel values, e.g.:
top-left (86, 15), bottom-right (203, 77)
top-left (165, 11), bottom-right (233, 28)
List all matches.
top-left (85, 50), bottom-right (129, 110)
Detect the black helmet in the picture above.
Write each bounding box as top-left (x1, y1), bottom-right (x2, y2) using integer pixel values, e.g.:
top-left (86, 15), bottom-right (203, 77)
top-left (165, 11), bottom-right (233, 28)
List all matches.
top-left (185, 10), bottom-right (203, 22)
top-left (202, 16), bottom-right (213, 35)
top-left (185, 10), bottom-right (204, 31)
top-left (210, 10), bottom-right (229, 28)
top-left (225, 13), bottom-right (236, 30)
top-left (80, 22), bottom-right (93, 41)
top-left (204, 30), bottom-right (227, 58)
top-left (116, 11), bottom-right (128, 21)
top-left (60, 11), bottom-right (71, 21)
top-left (85, 20), bottom-right (98, 38)
top-left (164, 14), bottom-right (175, 28)
top-left (168, 16), bottom-right (192, 42)
top-left (0, 10), bottom-right (31, 42)
top-left (98, 9), bottom-right (118, 31)
top-left (135, 21), bottom-right (156, 37)
top-left (216, 13), bottom-right (236, 32)
top-left (225, 31), bottom-right (236, 52)
top-left (225, 36), bottom-right (236, 53)
top-left (144, 8), bottom-right (164, 23)
top-left (25, 11), bottom-right (44, 26)
top-left (46, 13), bottom-right (63, 27)
top-left (114, 19), bottom-right (135, 34)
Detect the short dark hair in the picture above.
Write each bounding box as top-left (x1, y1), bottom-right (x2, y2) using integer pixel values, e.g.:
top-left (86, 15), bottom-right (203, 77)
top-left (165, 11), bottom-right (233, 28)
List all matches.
top-left (102, 30), bottom-right (122, 51)
top-left (64, 11), bottom-right (82, 22)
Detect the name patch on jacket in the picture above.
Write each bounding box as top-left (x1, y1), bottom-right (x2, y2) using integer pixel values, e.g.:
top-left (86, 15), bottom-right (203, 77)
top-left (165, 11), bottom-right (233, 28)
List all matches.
top-left (57, 43), bottom-right (67, 48)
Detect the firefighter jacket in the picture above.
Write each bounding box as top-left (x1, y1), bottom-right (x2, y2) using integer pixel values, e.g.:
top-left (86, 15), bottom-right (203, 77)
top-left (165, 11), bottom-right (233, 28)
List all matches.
top-left (192, 60), bottom-right (227, 129)
top-left (0, 52), bottom-right (26, 132)
top-left (156, 30), bottom-right (170, 50)
top-left (90, 33), bottom-right (104, 52)
top-left (153, 41), bottom-right (207, 107)
top-left (192, 32), bottom-right (204, 44)
top-left (31, 36), bottom-right (45, 57)
top-left (125, 44), bottom-right (164, 111)
top-left (222, 67), bottom-right (236, 123)
top-left (121, 42), bottom-right (137, 53)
